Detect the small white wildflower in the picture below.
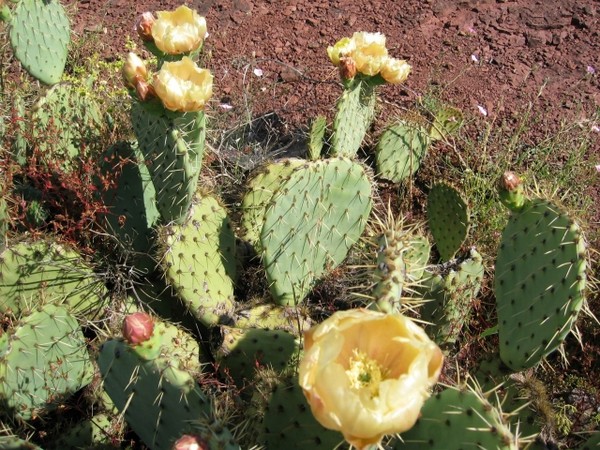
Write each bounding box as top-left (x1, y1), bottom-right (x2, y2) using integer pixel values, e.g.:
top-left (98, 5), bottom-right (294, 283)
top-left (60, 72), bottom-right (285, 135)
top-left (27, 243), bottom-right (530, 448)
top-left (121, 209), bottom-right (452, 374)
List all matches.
top-left (253, 67), bottom-right (264, 77)
top-left (591, 124), bottom-right (600, 133)
top-left (471, 54), bottom-right (479, 63)
top-left (595, 164), bottom-right (600, 174)
top-left (219, 103), bottom-right (233, 110)
top-left (587, 65), bottom-right (596, 75)
top-left (477, 105), bottom-right (488, 116)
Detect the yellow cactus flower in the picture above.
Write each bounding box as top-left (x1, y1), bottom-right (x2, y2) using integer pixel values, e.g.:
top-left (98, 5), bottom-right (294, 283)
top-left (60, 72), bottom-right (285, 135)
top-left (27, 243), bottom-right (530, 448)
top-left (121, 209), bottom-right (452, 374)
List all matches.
top-left (327, 37), bottom-right (356, 66)
top-left (153, 57), bottom-right (213, 112)
top-left (299, 309), bottom-right (443, 450)
top-left (351, 31), bottom-right (388, 76)
top-left (380, 57), bottom-right (412, 84)
top-left (151, 5), bottom-right (207, 55)
top-left (122, 52), bottom-right (148, 88)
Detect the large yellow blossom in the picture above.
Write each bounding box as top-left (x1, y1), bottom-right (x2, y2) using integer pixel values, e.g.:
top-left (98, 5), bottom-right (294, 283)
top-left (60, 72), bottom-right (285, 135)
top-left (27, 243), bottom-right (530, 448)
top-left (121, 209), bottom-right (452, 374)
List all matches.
top-left (153, 57), bottom-right (213, 112)
top-left (351, 31), bottom-right (388, 76)
top-left (299, 309), bottom-right (443, 450)
top-left (151, 5), bottom-right (207, 55)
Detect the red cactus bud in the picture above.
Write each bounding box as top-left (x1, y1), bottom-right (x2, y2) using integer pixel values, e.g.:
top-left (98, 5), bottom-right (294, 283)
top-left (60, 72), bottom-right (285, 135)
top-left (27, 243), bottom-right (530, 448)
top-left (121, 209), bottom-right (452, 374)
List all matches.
top-left (122, 312), bottom-right (154, 344)
top-left (339, 56), bottom-right (357, 80)
top-left (172, 434), bottom-right (209, 450)
top-left (135, 12), bottom-right (156, 42)
top-left (500, 171), bottom-right (522, 192)
top-left (134, 77), bottom-right (156, 102)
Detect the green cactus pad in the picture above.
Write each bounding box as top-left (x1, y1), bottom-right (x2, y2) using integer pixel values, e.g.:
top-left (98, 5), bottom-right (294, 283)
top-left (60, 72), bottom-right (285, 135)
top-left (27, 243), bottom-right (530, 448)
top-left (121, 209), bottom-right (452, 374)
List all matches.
top-left (159, 193), bottom-right (237, 327)
top-left (495, 199), bottom-right (587, 370)
top-left (131, 102), bottom-right (206, 224)
top-left (98, 339), bottom-right (237, 450)
top-left (331, 78), bottom-right (377, 157)
top-left (240, 158), bottom-right (304, 248)
top-left (98, 141), bottom-right (160, 271)
top-left (419, 248), bottom-right (484, 349)
top-left (427, 183), bottom-right (470, 261)
top-left (49, 413), bottom-right (120, 450)
top-left (578, 432), bottom-right (600, 449)
top-left (0, 436), bottom-right (43, 449)
top-left (375, 120), bottom-right (430, 183)
top-left (9, 0), bottom-right (70, 85)
top-left (429, 106), bottom-right (464, 141)
top-left (216, 327), bottom-right (299, 387)
top-left (0, 304), bottom-right (94, 420)
top-left (396, 385), bottom-right (517, 449)
top-left (0, 240), bottom-right (108, 319)
top-left (261, 377), bottom-right (344, 450)
top-left (31, 83), bottom-right (105, 170)
top-left (308, 115), bottom-right (327, 160)
top-left (260, 157), bottom-right (372, 305)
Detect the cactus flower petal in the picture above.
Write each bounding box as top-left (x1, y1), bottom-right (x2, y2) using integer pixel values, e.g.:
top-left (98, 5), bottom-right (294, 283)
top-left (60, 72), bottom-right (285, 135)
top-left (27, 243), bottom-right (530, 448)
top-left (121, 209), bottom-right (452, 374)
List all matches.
top-left (122, 312), bottom-right (154, 345)
top-left (153, 57), bottom-right (213, 112)
top-left (299, 309), bottom-right (443, 450)
top-left (151, 5), bottom-right (207, 55)
top-left (380, 57), bottom-right (412, 84)
top-left (123, 52), bottom-right (148, 88)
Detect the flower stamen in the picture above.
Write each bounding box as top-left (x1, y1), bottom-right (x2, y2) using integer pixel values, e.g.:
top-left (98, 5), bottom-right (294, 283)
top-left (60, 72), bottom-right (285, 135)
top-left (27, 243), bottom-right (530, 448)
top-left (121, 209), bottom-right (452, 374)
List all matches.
top-left (346, 349), bottom-right (387, 397)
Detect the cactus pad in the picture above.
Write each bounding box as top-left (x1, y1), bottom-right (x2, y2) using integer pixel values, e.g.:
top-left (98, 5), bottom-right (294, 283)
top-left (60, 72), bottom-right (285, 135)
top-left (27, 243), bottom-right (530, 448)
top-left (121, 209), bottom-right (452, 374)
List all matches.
top-left (160, 193), bottom-right (237, 327)
top-left (131, 102), bottom-right (205, 224)
top-left (429, 106), bottom-right (464, 141)
top-left (0, 304), bottom-right (94, 420)
top-left (495, 199), bottom-right (587, 370)
top-left (241, 158), bottom-right (304, 248)
top-left (0, 240), bottom-right (107, 319)
top-left (261, 377), bottom-right (344, 450)
top-left (260, 157), bottom-right (372, 305)
top-left (331, 78), bottom-right (377, 157)
top-left (396, 385), bottom-right (517, 449)
top-left (31, 83), bottom-right (104, 170)
top-left (427, 183), bottom-right (470, 261)
top-left (9, 0), bottom-right (70, 85)
top-left (308, 115), bottom-right (327, 160)
top-left (375, 120), bottom-right (430, 183)
top-left (99, 338), bottom-right (232, 450)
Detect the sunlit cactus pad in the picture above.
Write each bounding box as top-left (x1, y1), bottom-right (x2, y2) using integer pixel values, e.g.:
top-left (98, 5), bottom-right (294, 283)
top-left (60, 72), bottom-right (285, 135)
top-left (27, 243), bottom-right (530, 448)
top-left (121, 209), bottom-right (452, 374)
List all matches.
top-left (241, 158), bottom-right (304, 248)
top-left (159, 193), bottom-right (237, 327)
top-left (395, 385), bottom-right (517, 449)
top-left (495, 199), bottom-right (587, 370)
top-left (0, 304), bottom-right (94, 420)
top-left (375, 120), bottom-right (430, 183)
top-left (0, 240), bottom-right (107, 318)
top-left (9, 0), bottom-right (70, 85)
top-left (260, 157), bottom-right (372, 305)
top-left (427, 182), bottom-right (470, 261)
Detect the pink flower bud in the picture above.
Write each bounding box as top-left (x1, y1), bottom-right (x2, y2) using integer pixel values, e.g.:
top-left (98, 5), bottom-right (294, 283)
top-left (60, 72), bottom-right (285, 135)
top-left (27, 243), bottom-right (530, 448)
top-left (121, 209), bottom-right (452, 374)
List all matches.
top-left (135, 12), bottom-right (156, 42)
top-left (172, 434), bottom-right (209, 450)
top-left (122, 312), bottom-right (154, 344)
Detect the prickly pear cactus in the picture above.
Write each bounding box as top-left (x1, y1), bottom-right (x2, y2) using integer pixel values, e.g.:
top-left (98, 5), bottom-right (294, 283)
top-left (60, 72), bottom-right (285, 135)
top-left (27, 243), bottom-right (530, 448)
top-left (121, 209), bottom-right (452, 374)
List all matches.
top-left (241, 158), bottom-right (304, 248)
top-left (131, 101), bottom-right (206, 224)
top-left (260, 377), bottom-right (344, 450)
top-left (0, 194), bottom-right (9, 236)
top-left (373, 222), bottom-right (431, 311)
top-left (331, 78), bottom-right (377, 157)
top-left (0, 239), bottom-right (108, 319)
top-left (260, 157), bottom-right (372, 305)
top-left (0, 436), bottom-right (43, 450)
top-left (427, 182), bottom-right (470, 261)
top-left (418, 248), bottom-right (484, 349)
top-left (48, 413), bottom-right (121, 450)
top-left (99, 335), bottom-right (239, 450)
top-left (0, 304), bottom-right (94, 420)
top-left (429, 105), bottom-right (463, 141)
top-left (495, 199), bottom-right (587, 370)
top-left (159, 192), bottom-right (237, 327)
top-left (98, 140), bottom-right (160, 270)
top-left (216, 326), bottom-right (299, 387)
top-left (375, 120), bottom-right (430, 183)
top-left (30, 83), bottom-right (105, 170)
top-left (395, 384), bottom-right (518, 449)
top-left (9, 0), bottom-right (70, 85)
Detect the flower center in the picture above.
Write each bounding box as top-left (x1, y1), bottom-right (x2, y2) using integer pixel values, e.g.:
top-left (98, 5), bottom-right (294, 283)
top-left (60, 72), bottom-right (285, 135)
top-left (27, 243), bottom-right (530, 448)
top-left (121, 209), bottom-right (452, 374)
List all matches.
top-left (346, 349), bottom-right (387, 397)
